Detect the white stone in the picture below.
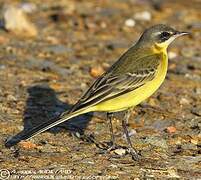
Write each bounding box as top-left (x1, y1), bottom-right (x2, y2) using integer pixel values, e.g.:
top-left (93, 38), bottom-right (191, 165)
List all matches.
top-left (19, 3), bottom-right (37, 13)
top-left (168, 51), bottom-right (178, 59)
top-left (114, 148), bottom-right (126, 156)
top-left (134, 11), bottom-right (151, 21)
top-left (3, 5), bottom-right (37, 37)
top-left (125, 18), bottom-right (136, 27)
top-left (179, 97), bottom-right (190, 105)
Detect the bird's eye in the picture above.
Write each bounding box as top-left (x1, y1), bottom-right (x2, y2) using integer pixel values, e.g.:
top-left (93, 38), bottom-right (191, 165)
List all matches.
top-left (159, 31), bottom-right (171, 41)
top-left (161, 32), bottom-right (170, 38)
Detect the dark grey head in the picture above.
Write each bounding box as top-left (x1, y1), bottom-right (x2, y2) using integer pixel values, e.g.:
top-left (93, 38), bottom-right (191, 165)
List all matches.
top-left (137, 24), bottom-right (189, 47)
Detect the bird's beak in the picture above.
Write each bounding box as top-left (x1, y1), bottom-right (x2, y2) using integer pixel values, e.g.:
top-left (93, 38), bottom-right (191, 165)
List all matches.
top-left (174, 31), bottom-right (190, 38)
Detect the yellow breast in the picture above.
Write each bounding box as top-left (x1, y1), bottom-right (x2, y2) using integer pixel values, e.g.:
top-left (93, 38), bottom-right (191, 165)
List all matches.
top-left (92, 52), bottom-right (168, 112)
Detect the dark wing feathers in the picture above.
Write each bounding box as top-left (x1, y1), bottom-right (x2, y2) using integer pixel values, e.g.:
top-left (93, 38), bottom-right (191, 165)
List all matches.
top-left (70, 53), bottom-right (161, 112)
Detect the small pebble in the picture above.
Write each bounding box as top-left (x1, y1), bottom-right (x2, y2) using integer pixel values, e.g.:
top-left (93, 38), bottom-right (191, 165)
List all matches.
top-left (19, 2), bottom-right (37, 13)
top-left (134, 11), bottom-right (151, 21)
top-left (169, 63), bottom-right (177, 70)
top-left (179, 97), bottom-right (190, 105)
top-left (168, 51), bottom-right (177, 59)
top-left (194, 88), bottom-right (201, 95)
top-left (19, 141), bottom-right (38, 149)
top-left (190, 138), bottom-right (198, 145)
top-left (7, 94), bottom-right (17, 101)
top-left (102, 62), bottom-right (110, 69)
top-left (90, 66), bottom-right (104, 78)
top-left (0, 65), bottom-right (6, 70)
top-left (100, 21), bottom-right (107, 28)
top-left (80, 83), bottom-right (87, 90)
top-left (125, 18), bottom-right (136, 27)
top-left (166, 126), bottom-right (177, 133)
top-left (46, 36), bottom-right (60, 44)
top-left (17, 125), bottom-right (24, 131)
top-left (114, 148), bottom-right (126, 156)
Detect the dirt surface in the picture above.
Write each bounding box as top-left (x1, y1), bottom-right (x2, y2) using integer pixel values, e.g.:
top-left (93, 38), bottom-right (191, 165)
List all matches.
top-left (0, 0), bottom-right (201, 179)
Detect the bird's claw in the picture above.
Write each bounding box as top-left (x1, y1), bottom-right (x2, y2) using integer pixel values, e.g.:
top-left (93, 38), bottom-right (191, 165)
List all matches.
top-left (127, 147), bottom-right (141, 161)
top-left (97, 141), bottom-right (122, 151)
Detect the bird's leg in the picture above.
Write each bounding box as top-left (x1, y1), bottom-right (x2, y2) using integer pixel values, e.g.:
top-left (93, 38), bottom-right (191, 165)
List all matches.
top-left (125, 108), bottom-right (132, 125)
top-left (74, 113), bottom-right (118, 151)
top-left (122, 110), bottom-right (139, 160)
top-left (105, 112), bottom-right (117, 150)
top-left (98, 112), bottom-right (122, 151)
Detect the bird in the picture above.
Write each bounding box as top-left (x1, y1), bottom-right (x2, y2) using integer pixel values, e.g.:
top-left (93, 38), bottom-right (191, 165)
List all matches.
top-left (5, 24), bottom-right (189, 160)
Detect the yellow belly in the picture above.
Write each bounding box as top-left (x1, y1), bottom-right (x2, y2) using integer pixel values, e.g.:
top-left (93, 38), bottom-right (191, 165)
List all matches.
top-left (92, 53), bottom-right (168, 112)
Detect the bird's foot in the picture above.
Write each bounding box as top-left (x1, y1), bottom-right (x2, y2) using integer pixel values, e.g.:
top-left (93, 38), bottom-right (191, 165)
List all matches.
top-left (97, 141), bottom-right (128, 157)
top-left (127, 147), bottom-right (141, 161)
top-left (96, 141), bottom-right (119, 150)
top-left (81, 134), bottom-right (95, 143)
top-left (104, 141), bottom-right (122, 152)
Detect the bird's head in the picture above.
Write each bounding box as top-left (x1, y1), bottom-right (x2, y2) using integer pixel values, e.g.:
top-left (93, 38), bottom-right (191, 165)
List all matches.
top-left (137, 24), bottom-right (189, 53)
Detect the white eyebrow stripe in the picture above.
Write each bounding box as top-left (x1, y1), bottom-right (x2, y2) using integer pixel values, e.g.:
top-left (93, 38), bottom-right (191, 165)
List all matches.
top-left (154, 31), bottom-right (162, 36)
top-left (154, 31), bottom-right (174, 36)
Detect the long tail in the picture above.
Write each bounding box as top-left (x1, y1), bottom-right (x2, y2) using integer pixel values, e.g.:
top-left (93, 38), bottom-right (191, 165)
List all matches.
top-left (5, 108), bottom-right (90, 147)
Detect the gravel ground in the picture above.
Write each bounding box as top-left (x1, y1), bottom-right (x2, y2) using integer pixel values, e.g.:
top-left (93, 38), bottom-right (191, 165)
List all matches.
top-left (0, 0), bottom-right (200, 179)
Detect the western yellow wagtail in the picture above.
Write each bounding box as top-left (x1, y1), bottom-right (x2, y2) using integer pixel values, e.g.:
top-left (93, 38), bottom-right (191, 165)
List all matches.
top-left (6, 24), bottom-right (189, 160)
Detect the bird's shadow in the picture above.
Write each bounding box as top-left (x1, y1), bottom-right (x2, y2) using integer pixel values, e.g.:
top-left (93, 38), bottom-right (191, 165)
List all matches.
top-left (5, 84), bottom-right (93, 147)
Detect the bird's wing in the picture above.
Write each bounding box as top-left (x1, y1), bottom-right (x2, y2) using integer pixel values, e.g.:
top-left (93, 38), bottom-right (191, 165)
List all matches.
top-left (70, 54), bottom-right (161, 112)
